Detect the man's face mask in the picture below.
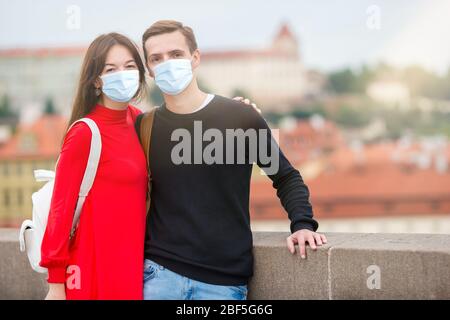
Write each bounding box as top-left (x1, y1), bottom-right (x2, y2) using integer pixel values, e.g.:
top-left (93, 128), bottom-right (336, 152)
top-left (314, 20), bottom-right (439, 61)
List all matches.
top-left (152, 59), bottom-right (193, 96)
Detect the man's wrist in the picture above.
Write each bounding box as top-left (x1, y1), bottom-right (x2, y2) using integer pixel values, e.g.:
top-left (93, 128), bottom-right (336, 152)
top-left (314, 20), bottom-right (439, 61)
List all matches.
top-left (290, 221), bottom-right (316, 234)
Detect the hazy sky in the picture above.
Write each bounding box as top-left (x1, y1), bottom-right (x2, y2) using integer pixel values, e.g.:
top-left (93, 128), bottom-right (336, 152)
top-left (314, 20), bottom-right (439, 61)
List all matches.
top-left (1, 0), bottom-right (449, 73)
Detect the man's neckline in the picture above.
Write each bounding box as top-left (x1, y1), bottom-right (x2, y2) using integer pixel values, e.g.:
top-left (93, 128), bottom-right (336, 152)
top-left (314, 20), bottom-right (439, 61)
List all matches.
top-left (161, 94), bottom-right (217, 119)
top-left (191, 94), bottom-right (215, 113)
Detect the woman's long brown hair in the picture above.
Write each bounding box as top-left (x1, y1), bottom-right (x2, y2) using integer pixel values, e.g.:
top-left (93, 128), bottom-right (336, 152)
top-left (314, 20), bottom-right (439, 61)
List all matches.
top-left (65, 32), bottom-right (147, 137)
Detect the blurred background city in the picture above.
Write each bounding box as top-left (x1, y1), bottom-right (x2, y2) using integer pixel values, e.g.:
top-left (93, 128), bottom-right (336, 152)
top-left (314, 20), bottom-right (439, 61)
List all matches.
top-left (0, 0), bottom-right (449, 233)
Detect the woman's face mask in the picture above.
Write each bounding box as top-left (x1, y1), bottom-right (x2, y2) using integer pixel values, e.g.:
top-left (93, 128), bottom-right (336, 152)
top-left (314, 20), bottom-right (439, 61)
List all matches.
top-left (100, 69), bottom-right (140, 103)
top-left (152, 59), bottom-right (193, 96)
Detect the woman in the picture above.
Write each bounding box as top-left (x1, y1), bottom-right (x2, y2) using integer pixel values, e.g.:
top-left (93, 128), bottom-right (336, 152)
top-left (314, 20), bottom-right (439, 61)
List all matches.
top-left (41, 32), bottom-right (257, 300)
top-left (41, 33), bottom-right (148, 300)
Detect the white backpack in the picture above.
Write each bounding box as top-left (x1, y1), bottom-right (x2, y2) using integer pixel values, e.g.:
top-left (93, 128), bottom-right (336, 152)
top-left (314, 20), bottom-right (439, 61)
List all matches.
top-left (18, 118), bottom-right (102, 273)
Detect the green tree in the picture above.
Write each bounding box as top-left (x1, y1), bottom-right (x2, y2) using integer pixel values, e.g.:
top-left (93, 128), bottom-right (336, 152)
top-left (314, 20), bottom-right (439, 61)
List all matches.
top-left (0, 95), bottom-right (15, 118)
top-left (264, 111), bottom-right (284, 125)
top-left (402, 66), bottom-right (450, 100)
top-left (327, 69), bottom-right (358, 93)
top-left (44, 97), bottom-right (57, 115)
top-left (231, 88), bottom-right (251, 100)
top-left (290, 102), bottom-right (327, 120)
top-left (334, 105), bottom-right (371, 128)
top-left (357, 65), bottom-right (375, 92)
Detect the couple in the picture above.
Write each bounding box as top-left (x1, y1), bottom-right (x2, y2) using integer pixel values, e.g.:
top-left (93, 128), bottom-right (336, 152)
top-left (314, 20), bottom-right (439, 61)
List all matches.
top-left (41, 20), bottom-right (327, 300)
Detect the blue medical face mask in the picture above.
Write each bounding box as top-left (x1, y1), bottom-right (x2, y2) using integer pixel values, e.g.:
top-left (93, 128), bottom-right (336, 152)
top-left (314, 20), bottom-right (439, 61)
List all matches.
top-left (100, 69), bottom-right (140, 103)
top-left (153, 59), bottom-right (193, 95)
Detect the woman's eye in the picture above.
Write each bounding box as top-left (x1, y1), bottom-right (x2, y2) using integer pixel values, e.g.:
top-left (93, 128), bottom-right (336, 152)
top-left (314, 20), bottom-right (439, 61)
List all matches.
top-left (105, 68), bottom-right (114, 73)
top-left (126, 65), bottom-right (137, 69)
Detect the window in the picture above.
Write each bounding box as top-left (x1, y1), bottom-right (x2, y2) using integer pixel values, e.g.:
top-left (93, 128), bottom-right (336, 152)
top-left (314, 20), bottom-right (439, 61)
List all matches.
top-left (31, 160), bottom-right (37, 173)
top-left (4, 189), bottom-right (10, 208)
top-left (16, 162), bottom-right (22, 175)
top-left (2, 162), bottom-right (8, 176)
top-left (17, 189), bottom-right (24, 206)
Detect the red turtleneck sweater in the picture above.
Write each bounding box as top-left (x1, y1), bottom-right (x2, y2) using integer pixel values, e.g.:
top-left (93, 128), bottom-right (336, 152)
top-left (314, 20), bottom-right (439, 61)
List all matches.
top-left (40, 104), bottom-right (148, 300)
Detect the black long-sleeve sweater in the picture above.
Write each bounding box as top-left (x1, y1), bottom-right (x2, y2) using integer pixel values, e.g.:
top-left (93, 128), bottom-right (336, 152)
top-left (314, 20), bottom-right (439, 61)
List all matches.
top-left (139, 95), bottom-right (318, 285)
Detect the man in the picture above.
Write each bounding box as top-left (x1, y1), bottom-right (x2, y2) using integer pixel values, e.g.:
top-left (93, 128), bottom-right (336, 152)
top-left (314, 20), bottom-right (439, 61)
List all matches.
top-left (140, 20), bottom-right (327, 300)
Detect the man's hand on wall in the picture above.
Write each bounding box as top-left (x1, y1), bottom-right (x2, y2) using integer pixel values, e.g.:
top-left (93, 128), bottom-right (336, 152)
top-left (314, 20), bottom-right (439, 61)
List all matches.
top-left (286, 229), bottom-right (327, 259)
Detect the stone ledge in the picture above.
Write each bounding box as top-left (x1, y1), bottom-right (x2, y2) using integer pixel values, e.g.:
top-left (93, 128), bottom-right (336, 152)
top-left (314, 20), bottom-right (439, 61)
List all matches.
top-left (1, 228), bottom-right (449, 299)
top-left (249, 232), bottom-right (450, 299)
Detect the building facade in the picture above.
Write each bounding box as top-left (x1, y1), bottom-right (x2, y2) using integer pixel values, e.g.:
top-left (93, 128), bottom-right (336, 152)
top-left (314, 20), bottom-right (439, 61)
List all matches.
top-left (198, 24), bottom-right (323, 111)
top-left (0, 115), bottom-right (66, 226)
top-left (0, 23), bottom-right (323, 117)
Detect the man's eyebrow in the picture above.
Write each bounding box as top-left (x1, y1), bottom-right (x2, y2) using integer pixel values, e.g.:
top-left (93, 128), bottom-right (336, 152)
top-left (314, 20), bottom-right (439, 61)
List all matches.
top-left (149, 50), bottom-right (184, 58)
top-left (169, 49), bottom-right (184, 54)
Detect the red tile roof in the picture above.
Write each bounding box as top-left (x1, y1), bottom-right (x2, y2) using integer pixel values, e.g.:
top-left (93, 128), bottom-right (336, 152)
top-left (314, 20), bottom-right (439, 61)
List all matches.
top-left (0, 24), bottom-right (297, 61)
top-left (250, 141), bottom-right (450, 220)
top-left (0, 47), bottom-right (86, 58)
top-left (0, 115), bottom-right (67, 160)
top-left (277, 119), bottom-right (344, 165)
top-left (201, 49), bottom-right (297, 60)
top-left (275, 23), bottom-right (295, 39)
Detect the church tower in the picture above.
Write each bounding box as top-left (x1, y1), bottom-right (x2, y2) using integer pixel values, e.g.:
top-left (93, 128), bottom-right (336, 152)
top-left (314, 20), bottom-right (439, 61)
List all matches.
top-left (271, 23), bottom-right (299, 58)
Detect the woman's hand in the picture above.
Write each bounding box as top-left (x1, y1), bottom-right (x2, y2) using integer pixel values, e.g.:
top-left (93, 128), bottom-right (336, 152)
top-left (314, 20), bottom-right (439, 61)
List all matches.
top-left (45, 283), bottom-right (66, 300)
top-left (233, 96), bottom-right (262, 114)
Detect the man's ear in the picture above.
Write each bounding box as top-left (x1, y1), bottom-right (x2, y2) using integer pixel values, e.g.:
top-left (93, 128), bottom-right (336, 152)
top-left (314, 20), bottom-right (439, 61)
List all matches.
top-left (192, 49), bottom-right (201, 70)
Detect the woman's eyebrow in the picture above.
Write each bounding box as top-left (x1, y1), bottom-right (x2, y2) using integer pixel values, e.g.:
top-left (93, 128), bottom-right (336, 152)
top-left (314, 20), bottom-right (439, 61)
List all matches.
top-left (104, 59), bottom-right (135, 67)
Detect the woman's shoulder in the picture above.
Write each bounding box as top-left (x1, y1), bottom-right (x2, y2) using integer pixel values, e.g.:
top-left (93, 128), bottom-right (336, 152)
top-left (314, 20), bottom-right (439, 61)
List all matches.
top-left (64, 120), bottom-right (93, 145)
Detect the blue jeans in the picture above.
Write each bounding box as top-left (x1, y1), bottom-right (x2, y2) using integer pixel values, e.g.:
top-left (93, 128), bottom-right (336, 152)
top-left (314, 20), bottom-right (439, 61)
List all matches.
top-left (143, 259), bottom-right (248, 300)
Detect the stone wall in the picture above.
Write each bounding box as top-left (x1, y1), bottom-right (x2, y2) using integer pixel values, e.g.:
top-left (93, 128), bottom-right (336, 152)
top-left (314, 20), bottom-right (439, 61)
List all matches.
top-left (1, 229), bottom-right (449, 299)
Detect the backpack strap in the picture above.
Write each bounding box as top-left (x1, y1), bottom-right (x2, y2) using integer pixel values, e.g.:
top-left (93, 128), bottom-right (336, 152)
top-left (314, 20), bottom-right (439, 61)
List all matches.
top-left (135, 108), bottom-right (157, 214)
top-left (55, 118), bottom-right (102, 238)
